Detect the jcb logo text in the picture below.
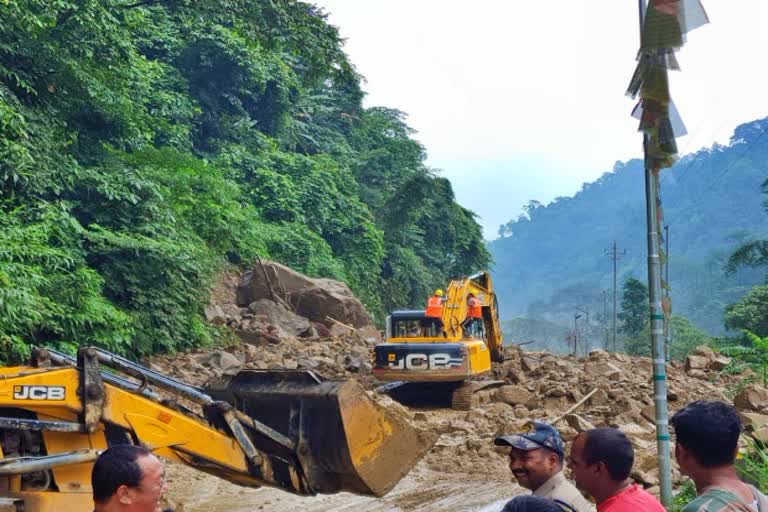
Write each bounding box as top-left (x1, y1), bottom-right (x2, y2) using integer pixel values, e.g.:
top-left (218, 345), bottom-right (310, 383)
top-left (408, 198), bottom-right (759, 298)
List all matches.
top-left (388, 353), bottom-right (459, 370)
top-left (13, 385), bottom-right (66, 401)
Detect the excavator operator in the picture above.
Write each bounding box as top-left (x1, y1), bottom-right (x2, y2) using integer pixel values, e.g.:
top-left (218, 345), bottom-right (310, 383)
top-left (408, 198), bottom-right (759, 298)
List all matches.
top-left (462, 293), bottom-right (483, 338)
top-left (425, 289), bottom-right (445, 318)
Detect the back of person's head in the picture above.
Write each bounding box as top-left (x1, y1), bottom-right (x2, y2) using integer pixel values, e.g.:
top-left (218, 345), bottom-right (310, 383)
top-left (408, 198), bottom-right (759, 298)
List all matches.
top-left (583, 428), bottom-right (634, 481)
top-left (670, 400), bottom-right (741, 467)
top-left (502, 495), bottom-right (570, 512)
top-left (92, 444), bottom-right (152, 503)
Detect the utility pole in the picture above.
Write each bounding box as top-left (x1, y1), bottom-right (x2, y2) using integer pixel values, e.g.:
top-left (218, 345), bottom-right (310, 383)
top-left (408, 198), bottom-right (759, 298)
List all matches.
top-left (602, 290), bottom-right (610, 349)
top-left (573, 313), bottom-right (582, 356)
top-left (604, 241), bottom-right (626, 352)
top-left (576, 306), bottom-right (590, 356)
top-left (665, 225), bottom-right (671, 360)
top-left (636, 0), bottom-right (672, 504)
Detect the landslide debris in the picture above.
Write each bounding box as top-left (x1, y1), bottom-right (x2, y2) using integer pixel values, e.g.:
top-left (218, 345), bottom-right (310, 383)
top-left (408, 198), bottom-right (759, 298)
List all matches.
top-left (154, 264), bottom-right (766, 499)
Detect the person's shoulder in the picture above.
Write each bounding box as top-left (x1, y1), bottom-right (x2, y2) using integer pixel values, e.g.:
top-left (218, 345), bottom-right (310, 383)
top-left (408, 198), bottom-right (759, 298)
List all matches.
top-left (632, 486), bottom-right (666, 511)
top-left (547, 478), bottom-right (595, 512)
top-left (681, 489), bottom-right (745, 512)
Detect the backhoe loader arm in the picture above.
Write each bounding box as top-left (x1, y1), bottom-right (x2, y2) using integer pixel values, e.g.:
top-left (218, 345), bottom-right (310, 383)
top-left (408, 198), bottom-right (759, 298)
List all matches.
top-left (0, 347), bottom-right (432, 512)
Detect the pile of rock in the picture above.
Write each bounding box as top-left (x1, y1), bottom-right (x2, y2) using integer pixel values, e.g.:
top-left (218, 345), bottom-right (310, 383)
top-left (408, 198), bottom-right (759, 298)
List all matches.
top-left (396, 345), bottom-right (759, 491)
top-left (153, 261), bottom-right (382, 386)
top-left (153, 263), bottom-right (767, 494)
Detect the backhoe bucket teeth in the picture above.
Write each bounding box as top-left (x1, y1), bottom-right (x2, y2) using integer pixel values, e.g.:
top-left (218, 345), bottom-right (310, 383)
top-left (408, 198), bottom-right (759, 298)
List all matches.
top-left (205, 370), bottom-right (432, 497)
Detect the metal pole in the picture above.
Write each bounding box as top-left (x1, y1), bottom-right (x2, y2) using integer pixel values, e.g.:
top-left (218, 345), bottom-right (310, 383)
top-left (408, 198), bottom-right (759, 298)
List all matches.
top-left (603, 290), bottom-right (609, 349)
top-left (573, 314), bottom-right (581, 356)
top-left (585, 310), bottom-right (590, 356)
top-left (613, 242), bottom-right (618, 352)
top-left (577, 306), bottom-right (590, 357)
top-left (638, 0), bottom-right (672, 505)
top-left (665, 225), bottom-right (671, 361)
top-left (605, 243), bottom-right (625, 352)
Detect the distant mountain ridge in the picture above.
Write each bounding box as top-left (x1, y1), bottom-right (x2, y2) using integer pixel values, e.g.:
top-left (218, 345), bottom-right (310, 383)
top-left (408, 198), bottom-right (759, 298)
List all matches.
top-left (489, 117), bottom-right (768, 335)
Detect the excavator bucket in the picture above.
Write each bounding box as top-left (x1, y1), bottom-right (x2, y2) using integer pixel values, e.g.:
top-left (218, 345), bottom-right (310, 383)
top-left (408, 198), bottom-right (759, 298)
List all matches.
top-left (205, 370), bottom-right (433, 497)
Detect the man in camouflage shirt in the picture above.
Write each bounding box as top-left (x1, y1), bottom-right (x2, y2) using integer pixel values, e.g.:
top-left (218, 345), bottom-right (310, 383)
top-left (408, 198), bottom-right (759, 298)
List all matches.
top-left (671, 401), bottom-right (768, 512)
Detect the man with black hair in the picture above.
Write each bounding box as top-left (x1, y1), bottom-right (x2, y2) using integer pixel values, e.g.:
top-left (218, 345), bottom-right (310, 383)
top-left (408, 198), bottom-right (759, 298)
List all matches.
top-left (495, 421), bottom-right (594, 512)
top-left (568, 428), bottom-right (664, 512)
top-left (671, 400), bottom-right (768, 511)
top-left (92, 445), bottom-right (168, 512)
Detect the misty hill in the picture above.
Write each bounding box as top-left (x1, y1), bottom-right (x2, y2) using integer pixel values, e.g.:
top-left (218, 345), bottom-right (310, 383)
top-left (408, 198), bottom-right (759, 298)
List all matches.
top-left (489, 117), bottom-right (768, 337)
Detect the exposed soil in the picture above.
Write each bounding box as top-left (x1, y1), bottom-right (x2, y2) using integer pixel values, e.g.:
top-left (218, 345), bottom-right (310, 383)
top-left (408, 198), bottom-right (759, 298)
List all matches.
top-left (153, 266), bottom-right (768, 511)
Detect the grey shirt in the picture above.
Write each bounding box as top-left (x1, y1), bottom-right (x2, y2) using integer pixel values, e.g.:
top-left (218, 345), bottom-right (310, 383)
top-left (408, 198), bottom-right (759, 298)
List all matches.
top-left (532, 471), bottom-right (596, 512)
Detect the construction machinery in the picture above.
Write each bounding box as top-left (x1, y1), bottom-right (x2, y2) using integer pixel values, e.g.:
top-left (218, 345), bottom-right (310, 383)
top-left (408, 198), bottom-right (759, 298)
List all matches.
top-left (372, 271), bottom-right (505, 409)
top-left (0, 346), bottom-right (433, 512)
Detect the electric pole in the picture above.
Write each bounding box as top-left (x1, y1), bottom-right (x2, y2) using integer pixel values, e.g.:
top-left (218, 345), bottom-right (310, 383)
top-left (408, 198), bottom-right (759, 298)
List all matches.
top-left (604, 241), bottom-right (626, 352)
top-left (602, 289), bottom-right (610, 349)
top-left (577, 306), bottom-right (590, 356)
top-left (665, 224), bottom-right (671, 360)
top-left (573, 313), bottom-right (582, 356)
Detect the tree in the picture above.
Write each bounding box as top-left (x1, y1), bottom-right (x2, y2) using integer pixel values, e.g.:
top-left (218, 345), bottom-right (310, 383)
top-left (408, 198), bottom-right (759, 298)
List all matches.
top-left (627, 315), bottom-right (710, 359)
top-left (619, 278), bottom-right (648, 339)
top-left (724, 285), bottom-right (768, 337)
top-left (0, 0), bottom-right (490, 359)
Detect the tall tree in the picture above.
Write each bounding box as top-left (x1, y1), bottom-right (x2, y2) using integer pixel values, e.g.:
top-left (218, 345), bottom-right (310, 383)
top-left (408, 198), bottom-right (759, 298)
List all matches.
top-left (619, 277), bottom-right (648, 340)
top-left (724, 285), bottom-right (768, 338)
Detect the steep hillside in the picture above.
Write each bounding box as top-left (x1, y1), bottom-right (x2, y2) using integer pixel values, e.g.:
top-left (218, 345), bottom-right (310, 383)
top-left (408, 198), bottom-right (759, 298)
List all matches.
top-left (490, 118), bottom-right (768, 336)
top-left (0, 1), bottom-right (487, 359)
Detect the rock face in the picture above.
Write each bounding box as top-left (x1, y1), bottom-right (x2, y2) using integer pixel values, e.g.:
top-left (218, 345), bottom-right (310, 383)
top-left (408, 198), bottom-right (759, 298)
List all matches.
top-left (734, 385), bottom-right (768, 413)
top-left (685, 345), bottom-right (732, 373)
top-left (237, 260), bottom-right (374, 328)
top-left (247, 299), bottom-right (311, 338)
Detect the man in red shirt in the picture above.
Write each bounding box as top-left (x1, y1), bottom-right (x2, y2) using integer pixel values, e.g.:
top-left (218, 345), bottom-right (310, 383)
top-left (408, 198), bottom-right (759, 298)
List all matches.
top-left (567, 427), bottom-right (664, 512)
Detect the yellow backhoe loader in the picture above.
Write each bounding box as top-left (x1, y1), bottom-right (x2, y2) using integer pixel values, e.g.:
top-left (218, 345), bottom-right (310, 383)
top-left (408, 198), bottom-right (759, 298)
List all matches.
top-left (373, 271), bottom-right (505, 409)
top-left (0, 346), bottom-right (433, 512)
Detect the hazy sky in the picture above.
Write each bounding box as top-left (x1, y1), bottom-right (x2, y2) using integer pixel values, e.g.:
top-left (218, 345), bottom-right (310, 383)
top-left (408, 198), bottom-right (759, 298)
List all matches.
top-left (313, 1), bottom-right (768, 238)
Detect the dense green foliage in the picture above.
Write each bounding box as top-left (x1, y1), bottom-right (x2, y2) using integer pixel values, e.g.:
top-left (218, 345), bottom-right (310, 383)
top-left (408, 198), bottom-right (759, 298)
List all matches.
top-left (739, 443), bottom-right (768, 492)
top-left (724, 285), bottom-right (768, 337)
top-left (717, 330), bottom-right (768, 386)
top-left (715, 173), bottom-right (768, 385)
top-left (627, 315), bottom-right (711, 360)
top-left (0, 1), bottom-right (488, 360)
top-left (490, 118), bottom-right (768, 336)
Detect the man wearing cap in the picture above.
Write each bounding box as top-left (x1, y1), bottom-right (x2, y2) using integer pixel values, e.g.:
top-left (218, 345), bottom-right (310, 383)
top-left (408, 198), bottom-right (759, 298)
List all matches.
top-left (495, 421), bottom-right (595, 512)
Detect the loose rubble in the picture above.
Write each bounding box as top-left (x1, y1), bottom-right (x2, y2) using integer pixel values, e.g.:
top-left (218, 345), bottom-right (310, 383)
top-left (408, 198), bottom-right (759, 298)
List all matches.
top-left (155, 264), bottom-right (767, 503)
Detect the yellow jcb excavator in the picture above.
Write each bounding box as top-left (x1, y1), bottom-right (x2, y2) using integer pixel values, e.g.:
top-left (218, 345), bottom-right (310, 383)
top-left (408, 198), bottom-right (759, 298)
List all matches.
top-left (0, 346), bottom-right (433, 512)
top-left (373, 271), bottom-right (505, 409)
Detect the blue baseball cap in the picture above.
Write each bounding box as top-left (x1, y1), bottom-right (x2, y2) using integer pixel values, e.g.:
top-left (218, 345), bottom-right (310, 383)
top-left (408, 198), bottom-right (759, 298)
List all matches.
top-left (494, 421), bottom-right (565, 456)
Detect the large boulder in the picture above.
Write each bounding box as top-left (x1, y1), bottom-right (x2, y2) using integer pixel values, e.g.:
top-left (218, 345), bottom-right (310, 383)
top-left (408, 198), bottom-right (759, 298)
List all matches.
top-left (247, 299), bottom-right (311, 338)
top-left (237, 261), bottom-right (374, 328)
top-left (734, 385), bottom-right (768, 412)
top-left (496, 385), bottom-right (533, 406)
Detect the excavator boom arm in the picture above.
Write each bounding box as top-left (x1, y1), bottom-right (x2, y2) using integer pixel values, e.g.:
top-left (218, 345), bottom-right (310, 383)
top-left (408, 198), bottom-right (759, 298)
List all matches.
top-left (442, 272), bottom-right (504, 359)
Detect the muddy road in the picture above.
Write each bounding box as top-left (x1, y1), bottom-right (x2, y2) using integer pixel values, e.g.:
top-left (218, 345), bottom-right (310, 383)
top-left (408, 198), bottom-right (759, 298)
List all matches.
top-left (166, 461), bottom-right (519, 512)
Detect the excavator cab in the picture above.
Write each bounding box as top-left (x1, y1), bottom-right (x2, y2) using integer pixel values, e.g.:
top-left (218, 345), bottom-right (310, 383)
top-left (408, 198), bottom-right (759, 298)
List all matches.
top-left (373, 310), bottom-right (491, 382)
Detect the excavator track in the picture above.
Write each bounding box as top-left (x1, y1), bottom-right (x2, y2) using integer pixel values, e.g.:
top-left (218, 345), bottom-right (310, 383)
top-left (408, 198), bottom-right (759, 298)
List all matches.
top-left (450, 380), bottom-right (506, 411)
